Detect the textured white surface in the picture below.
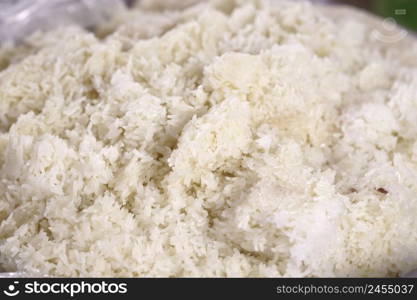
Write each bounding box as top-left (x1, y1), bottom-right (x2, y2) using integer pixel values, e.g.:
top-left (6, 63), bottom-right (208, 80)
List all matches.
top-left (0, 0), bottom-right (417, 277)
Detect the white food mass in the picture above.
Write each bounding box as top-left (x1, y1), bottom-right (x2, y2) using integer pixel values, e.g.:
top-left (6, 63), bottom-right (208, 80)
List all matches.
top-left (1, 0), bottom-right (417, 277)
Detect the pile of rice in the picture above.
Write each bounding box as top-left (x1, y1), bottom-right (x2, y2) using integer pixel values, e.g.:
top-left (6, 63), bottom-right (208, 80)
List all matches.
top-left (1, 0), bottom-right (417, 277)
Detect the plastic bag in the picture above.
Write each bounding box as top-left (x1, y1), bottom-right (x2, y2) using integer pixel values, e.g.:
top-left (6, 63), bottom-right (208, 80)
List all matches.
top-left (0, 0), bottom-right (126, 44)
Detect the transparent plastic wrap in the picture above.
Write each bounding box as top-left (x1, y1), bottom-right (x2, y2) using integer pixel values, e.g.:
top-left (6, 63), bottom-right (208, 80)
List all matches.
top-left (0, 0), bottom-right (127, 44)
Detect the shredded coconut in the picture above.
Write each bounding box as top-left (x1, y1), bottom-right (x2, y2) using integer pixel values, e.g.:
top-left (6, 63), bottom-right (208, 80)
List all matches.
top-left (1, 0), bottom-right (417, 277)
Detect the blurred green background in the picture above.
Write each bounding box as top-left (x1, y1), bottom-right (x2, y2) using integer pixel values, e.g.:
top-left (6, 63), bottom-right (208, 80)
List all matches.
top-left (375, 0), bottom-right (417, 31)
top-left (335, 0), bottom-right (417, 32)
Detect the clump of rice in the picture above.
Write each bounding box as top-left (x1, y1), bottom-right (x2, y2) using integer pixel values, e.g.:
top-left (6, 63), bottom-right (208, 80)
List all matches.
top-left (1, 0), bottom-right (417, 277)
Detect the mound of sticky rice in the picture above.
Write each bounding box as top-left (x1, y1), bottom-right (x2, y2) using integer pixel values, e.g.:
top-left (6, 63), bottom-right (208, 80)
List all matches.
top-left (1, 0), bottom-right (417, 277)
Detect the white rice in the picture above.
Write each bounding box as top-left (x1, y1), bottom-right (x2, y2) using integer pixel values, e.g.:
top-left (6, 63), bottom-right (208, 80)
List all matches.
top-left (1, 0), bottom-right (417, 277)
